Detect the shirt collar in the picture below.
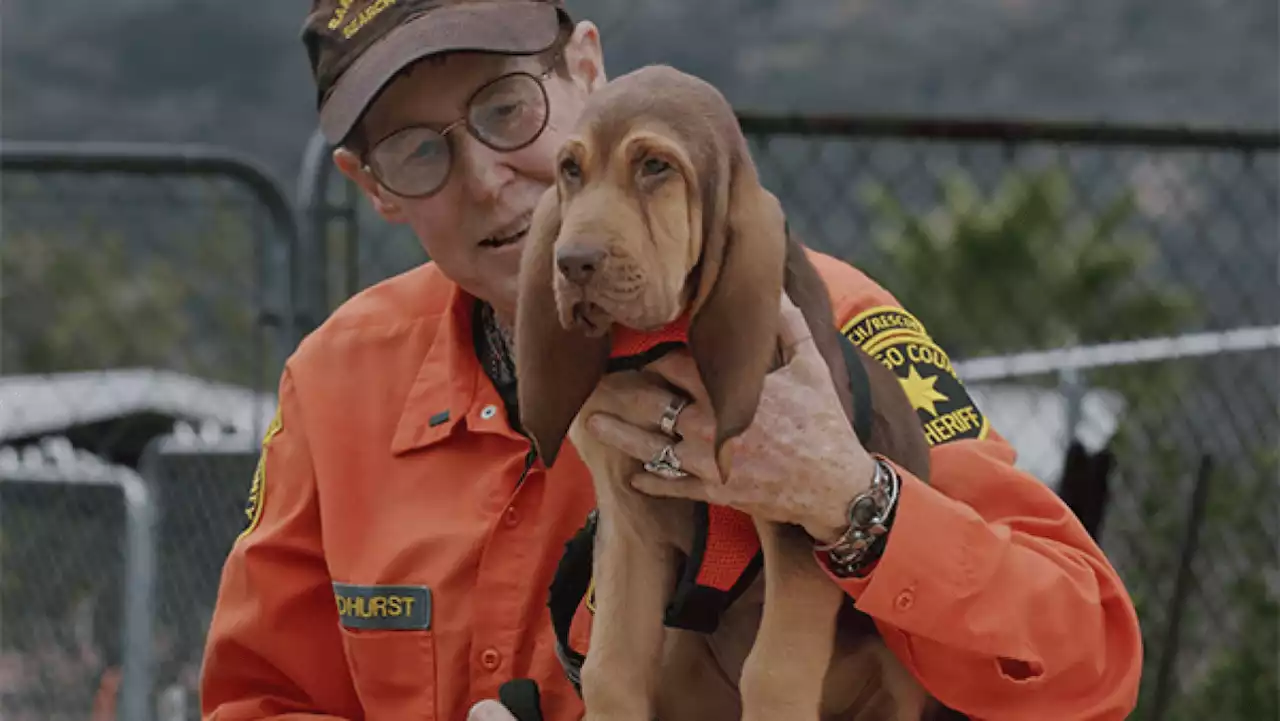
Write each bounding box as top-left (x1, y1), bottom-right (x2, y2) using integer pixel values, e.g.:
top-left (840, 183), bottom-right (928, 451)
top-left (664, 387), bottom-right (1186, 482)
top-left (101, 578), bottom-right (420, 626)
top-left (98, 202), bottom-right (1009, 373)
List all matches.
top-left (391, 281), bottom-right (526, 454)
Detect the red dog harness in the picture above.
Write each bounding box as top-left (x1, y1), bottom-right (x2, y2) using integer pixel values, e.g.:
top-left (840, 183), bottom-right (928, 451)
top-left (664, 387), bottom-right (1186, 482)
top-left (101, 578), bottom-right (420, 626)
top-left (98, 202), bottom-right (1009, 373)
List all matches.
top-left (605, 314), bottom-right (764, 634)
top-left (546, 313), bottom-right (877, 697)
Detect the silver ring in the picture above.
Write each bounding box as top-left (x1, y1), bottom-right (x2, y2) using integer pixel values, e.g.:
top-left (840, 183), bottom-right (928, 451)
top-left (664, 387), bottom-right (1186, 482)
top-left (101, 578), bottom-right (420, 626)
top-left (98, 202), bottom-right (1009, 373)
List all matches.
top-left (643, 444), bottom-right (689, 479)
top-left (658, 395), bottom-right (689, 438)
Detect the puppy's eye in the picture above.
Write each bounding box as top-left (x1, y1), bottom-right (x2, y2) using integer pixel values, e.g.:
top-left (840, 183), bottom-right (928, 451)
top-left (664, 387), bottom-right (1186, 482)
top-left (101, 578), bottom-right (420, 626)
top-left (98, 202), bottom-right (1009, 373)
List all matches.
top-left (559, 158), bottom-right (582, 183)
top-left (640, 157), bottom-right (671, 177)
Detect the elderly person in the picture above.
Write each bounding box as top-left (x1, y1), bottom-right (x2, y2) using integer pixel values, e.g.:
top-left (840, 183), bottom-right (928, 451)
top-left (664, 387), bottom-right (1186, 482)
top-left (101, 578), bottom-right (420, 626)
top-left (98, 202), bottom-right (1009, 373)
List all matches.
top-left (198, 1), bottom-right (1144, 719)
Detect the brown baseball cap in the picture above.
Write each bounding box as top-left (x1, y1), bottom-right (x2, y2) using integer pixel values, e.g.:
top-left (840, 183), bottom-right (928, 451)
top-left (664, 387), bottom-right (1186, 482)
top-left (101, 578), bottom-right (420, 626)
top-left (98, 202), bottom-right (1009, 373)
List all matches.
top-left (302, 0), bottom-right (569, 145)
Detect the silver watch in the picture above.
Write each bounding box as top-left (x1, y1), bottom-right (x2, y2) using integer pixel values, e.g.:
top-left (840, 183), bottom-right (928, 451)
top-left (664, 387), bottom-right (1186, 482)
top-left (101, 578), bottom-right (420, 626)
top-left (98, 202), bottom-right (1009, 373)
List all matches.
top-left (814, 455), bottom-right (901, 577)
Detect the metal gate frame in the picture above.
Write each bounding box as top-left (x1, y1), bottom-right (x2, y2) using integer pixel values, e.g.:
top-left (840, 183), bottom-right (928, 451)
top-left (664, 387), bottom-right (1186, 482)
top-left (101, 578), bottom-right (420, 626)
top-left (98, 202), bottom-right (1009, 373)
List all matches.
top-left (0, 456), bottom-right (156, 721)
top-left (1, 140), bottom-right (305, 721)
top-left (0, 140), bottom-right (306, 354)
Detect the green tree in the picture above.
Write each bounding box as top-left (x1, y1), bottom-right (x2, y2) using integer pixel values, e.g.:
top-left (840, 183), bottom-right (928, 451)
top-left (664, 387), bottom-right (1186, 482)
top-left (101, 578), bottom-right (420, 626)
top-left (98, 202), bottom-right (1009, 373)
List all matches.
top-left (857, 166), bottom-right (1198, 357)
top-left (1, 197), bottom-right (264, 386)
top-left (1, 227), bottom-right (190, 374)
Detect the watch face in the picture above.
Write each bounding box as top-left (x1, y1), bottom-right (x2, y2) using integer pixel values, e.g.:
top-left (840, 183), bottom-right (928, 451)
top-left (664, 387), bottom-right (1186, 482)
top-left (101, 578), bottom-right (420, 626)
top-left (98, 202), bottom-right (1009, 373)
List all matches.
top-left (850, 496), bottom-right (880, 526)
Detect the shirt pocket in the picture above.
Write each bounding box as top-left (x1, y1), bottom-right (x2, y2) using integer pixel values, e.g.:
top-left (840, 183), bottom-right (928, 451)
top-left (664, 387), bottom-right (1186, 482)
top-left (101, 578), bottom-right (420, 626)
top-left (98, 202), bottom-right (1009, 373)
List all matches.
top-left (334, 582), bottom-right (438, 721)
top-left (340, 626), bottom-right (438, 721)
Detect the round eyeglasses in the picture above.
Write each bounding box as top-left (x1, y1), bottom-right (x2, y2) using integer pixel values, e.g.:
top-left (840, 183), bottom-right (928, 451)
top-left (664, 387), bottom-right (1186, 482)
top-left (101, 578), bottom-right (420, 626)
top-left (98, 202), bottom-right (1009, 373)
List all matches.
top-left (363, 67), bottom-right (554, 198)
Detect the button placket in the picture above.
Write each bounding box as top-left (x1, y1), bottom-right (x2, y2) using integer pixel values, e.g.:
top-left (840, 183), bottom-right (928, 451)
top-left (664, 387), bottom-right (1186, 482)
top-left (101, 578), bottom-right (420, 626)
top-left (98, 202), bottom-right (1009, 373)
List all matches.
top-left (470, 448), bottom-right (537, 687)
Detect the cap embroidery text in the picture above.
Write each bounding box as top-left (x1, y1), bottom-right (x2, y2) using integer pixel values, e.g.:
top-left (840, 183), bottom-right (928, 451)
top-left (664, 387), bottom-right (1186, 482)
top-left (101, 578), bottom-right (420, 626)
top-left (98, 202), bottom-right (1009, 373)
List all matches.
top-left (329, 0), bottom-right (399, 39)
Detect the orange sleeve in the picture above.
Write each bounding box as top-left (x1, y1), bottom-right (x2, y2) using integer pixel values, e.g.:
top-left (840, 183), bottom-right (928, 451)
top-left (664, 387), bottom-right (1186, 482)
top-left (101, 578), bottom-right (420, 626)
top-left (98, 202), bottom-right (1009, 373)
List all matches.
top-left (828, 293), bottom-right (1144, 720)
top-left (200, 365), bottom-right (361, 720)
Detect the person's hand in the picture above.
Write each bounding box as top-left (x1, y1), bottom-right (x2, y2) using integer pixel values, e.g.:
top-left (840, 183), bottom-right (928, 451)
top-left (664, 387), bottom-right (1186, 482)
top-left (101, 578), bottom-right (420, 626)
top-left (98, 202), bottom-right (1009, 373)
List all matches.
top-left (584, 293), bottom-right (878, 544)
top-left (467, 700), bottom-right (518, 721)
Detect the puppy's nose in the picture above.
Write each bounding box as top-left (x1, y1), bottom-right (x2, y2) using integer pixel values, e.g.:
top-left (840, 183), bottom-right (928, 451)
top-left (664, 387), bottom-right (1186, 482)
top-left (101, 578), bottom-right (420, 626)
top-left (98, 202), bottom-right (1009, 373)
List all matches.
top-left (556, 245), bottom-right (606, 286)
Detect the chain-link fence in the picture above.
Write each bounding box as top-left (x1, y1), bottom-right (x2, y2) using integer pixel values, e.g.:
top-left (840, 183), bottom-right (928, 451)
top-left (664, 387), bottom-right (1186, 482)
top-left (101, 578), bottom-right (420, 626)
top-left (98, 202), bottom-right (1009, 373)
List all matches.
top-left (300, 117), bottom-right (1279, 720)
top-left (954, 330), bottom-right (1278, 720)
top-left (0, 141), bottom-right (299, 720)
top-left (727, 117), bottom-right (1279, 720)
top-left (2, 119), bottom-right (1275, 720)
top-left (138, 432), bottom-right (263, 721)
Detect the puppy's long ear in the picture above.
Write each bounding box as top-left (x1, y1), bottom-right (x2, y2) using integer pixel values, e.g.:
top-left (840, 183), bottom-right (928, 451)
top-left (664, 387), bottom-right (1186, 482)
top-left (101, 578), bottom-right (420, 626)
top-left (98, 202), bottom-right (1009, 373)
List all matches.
top-left (515, 187), bottom-right (611, 466)
top-left (687, 166), bottom-right (788, 477)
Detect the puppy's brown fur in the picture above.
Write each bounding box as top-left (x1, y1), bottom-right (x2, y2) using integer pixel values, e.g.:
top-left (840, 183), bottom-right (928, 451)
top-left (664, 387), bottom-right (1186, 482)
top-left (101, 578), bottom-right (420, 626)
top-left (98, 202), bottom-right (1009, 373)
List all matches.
top-left (516, 65), bottom-right (938, 721)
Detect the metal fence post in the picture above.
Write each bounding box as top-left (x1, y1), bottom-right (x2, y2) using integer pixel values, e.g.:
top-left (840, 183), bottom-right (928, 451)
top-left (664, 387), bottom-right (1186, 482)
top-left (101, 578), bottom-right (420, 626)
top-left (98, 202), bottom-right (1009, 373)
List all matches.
top-left (297, 127), bottom-right (363, 322)
top-left (1148, 455), bottom-right (1215, 721)
top-left (0, 464), bottom-right (157, 721)
top-left (1058, 366), bottom-right (1085, 451)
top-left (296, 128), bottom-right (334, 338)
top-left (117, 470), bottom-right (159, 721)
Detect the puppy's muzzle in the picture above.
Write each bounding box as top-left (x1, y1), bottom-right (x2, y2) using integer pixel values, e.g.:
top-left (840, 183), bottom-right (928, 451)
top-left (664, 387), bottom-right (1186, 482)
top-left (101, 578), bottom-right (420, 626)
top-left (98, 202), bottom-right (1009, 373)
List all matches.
top-left (556, 243), bottom-right (607, 286)
top-left (554, 241), bottom-right (614, 336)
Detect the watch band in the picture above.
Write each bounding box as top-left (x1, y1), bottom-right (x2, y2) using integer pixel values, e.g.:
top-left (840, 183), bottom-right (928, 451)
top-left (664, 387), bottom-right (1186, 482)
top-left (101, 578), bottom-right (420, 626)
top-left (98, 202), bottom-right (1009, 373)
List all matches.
top-left (814, 455), bottom-right (901, 578)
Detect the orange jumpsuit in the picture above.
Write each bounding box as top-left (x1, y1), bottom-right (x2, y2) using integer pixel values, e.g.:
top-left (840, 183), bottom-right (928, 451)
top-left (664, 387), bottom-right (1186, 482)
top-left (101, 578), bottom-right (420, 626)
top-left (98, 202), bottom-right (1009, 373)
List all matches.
top-left (199, 250), bottom-right (1143, 721)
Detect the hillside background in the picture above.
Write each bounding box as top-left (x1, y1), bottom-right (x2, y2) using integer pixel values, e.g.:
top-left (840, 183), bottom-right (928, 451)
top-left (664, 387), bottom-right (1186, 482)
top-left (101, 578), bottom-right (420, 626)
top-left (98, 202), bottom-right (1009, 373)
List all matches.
top-left (3, 0), bottom-right (1276, 188)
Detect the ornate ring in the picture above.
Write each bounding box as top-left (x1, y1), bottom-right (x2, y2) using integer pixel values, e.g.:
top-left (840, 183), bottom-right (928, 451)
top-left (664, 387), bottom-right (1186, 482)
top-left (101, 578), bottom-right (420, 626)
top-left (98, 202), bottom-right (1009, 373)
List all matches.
top-left (658, 395), bottom-right (689, 439)
top-left (643, 443), bottom-right (688, 479)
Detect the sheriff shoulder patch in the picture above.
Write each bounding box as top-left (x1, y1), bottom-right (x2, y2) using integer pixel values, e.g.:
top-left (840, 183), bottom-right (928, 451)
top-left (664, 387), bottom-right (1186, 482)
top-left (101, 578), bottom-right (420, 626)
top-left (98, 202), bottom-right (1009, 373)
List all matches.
top-left (239, 405), bottom-right (283, 541)
top-left (841, 305), bottom-right (989, 447)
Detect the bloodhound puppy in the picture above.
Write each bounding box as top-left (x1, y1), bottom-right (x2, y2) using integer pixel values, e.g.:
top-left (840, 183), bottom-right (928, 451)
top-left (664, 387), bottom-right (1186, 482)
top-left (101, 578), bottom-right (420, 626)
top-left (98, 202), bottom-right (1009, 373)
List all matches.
top-left (515, 65), bottom-right (938, 721)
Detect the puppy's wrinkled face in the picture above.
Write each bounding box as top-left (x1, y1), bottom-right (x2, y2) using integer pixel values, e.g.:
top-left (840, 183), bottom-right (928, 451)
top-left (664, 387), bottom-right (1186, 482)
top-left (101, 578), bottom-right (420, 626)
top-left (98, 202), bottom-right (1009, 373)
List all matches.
top-left (514, 64), bottom-right (788, 470)
top-left (550, 120), bottom-right (703, 336)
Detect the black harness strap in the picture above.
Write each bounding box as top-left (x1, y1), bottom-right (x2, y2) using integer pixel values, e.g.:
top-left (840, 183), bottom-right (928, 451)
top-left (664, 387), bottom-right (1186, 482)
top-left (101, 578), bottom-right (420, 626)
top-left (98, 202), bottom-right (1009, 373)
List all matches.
top-left (547, 509), bottom-right (597, 694)
top-left (605, 341), bottom-right (686, 375)
top-left (546, 331), bottom-right (877, 696)
top-left (840, 331), bottom-right (876, 447)
top-left (661, 503), bottom-right (765, 634)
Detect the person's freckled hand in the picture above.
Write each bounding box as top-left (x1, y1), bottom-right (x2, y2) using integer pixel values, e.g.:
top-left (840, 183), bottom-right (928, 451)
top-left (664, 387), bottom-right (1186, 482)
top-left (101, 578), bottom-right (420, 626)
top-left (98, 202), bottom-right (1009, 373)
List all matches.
top-left (584, 292), bottom-right (878, 543)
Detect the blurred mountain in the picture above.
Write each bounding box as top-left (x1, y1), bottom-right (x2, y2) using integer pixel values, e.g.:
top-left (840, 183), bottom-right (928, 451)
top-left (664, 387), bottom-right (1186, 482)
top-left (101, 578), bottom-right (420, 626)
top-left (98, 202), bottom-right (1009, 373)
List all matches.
top-left (2, 0), bottom-right (1276, 191)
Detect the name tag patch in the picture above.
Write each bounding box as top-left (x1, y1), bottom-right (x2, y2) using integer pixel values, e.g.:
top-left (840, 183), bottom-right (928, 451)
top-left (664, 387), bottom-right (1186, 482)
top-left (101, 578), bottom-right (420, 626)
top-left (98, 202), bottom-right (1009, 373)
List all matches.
top-left (333, 583), bottom-right (432, 631)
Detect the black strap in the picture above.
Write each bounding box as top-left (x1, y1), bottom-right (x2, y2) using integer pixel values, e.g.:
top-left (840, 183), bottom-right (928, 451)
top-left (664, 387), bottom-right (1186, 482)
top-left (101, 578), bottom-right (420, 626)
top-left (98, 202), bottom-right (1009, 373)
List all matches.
top-left (498, 678), bottom-right (544, 721)
top-left (605, 340), bottom-right (686, 375)
top-left (839, 331), bottom-right (875, 447)
top-left (546, 509), bottom-right (597, 695)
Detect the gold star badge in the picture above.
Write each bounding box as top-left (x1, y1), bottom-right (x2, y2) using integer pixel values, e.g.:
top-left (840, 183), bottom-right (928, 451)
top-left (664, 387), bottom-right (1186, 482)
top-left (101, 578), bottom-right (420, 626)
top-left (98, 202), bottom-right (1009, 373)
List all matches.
top-left (899, 365), bottom-right (949, 417)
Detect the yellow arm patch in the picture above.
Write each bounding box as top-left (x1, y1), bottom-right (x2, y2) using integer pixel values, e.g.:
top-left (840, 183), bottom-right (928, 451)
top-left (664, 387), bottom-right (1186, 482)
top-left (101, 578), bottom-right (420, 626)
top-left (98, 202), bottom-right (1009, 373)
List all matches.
top-left (841, 305), bottom-right (990, 447)
top-left (239, 405), bottom-right (284, 541)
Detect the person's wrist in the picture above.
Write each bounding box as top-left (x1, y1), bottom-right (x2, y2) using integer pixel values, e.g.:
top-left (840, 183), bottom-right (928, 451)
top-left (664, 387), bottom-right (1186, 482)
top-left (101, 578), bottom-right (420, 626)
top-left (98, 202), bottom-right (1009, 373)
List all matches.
top-left (812, 454), bottom-right (901, 578)
top-left (803, 451), bottom-right (877, 545)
